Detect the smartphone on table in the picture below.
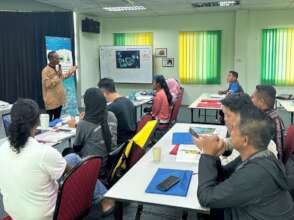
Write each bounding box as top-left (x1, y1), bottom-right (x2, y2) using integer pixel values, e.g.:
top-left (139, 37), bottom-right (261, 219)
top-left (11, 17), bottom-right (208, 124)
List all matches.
top-left (156, 175), bottom-right (180, 191)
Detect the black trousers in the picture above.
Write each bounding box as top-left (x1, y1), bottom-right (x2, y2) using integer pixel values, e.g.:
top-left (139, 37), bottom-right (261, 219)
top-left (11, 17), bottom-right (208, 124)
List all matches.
top-left (47, 105), bottom-right (62, 121)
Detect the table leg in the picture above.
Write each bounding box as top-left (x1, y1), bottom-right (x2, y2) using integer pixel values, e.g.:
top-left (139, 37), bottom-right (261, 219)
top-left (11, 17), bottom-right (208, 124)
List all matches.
top-left (181, 210), bottom-right (188, 220)
top-left (204, 109), bottom-right (207, 123)
top-left (135, 106), bottom-right (138, 122)
top-left (140, 105), bottom-right (143, 118)
top-left (135, 204), bottom-right (143, 220)
top-left (114, 201), bottom-right (123, 220)
top-left (191, 109), bottom-right (194, 123)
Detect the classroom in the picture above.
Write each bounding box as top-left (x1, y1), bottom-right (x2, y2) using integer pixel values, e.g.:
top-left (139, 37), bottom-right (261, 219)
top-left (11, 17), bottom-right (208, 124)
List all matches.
top-left (1, 0), bottom-right (294, 220)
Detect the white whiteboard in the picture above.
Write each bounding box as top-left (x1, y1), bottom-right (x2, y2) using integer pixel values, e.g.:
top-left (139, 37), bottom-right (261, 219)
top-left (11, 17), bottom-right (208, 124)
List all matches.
top-left (99, 46), bottom-right (153, 84)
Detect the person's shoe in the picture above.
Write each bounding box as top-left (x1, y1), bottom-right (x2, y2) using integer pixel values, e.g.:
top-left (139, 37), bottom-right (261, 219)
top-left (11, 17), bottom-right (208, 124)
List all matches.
top-left (100, 198), bottom-right (115, 217)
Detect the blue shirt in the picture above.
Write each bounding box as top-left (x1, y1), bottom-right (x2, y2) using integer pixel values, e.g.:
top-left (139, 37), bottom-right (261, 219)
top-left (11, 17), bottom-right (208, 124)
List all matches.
top-left (228, 82), bottom-right (242, 94)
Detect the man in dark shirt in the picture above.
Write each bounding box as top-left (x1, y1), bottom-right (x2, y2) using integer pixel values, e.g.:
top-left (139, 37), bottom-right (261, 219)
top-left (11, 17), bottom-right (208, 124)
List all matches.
top-left (251, 85), bottom-right (285, 161)
top-left (98, 78), bottom-right (136, 145)
top-left (195, 105), bottom-right (294, 220)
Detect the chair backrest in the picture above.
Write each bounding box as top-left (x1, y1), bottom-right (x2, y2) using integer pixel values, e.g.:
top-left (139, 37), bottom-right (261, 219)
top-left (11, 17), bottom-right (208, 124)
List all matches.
top-left (53, 156), bottom-right (101, 220)
top-left (169, 87), bottom-right (184, 125)
top-left (283, 125), bottom-right (294, 164)
top-left (104, 142), bottom-right (128, 186)
top-left (136, 114), bottom-right (153, 133)
top-left (110, 120), bottom-right (158, 185)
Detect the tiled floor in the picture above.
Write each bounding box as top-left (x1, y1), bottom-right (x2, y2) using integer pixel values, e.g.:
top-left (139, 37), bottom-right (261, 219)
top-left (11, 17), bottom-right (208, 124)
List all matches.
top-left (0, 105), bottom-right (292, 220)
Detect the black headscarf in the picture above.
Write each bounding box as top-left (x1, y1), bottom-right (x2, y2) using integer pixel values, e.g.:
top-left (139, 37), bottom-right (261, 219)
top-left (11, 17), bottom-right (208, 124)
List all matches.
top-left (83, 88), bottom-right (112, 152)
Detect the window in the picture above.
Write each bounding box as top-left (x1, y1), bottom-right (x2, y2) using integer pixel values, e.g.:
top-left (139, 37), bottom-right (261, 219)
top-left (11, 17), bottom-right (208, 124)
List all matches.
top-left (113, 32), bottom-right (153, 46)
top-left (179, 31), bottom-right (221, 84)
top-left (261, 28), bottom-right (294, 86)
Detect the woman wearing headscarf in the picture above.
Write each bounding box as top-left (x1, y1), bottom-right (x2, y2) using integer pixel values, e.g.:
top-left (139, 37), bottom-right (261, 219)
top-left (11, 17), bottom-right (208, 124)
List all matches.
top-left (73, 88), bottom-right (117, 176)
top-left (166, 78), bottom-right (181, 103)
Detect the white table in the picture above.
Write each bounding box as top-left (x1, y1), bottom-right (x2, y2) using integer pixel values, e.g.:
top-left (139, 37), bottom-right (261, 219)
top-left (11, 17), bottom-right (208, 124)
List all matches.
top-left (277, 99), bottom-right (294, 124)
top-left (188, 93), bottom-right (225, 123)
top-left (35, 125), bottom-right (76, 152)
top-left (105, 123), bottom-right (228, 220)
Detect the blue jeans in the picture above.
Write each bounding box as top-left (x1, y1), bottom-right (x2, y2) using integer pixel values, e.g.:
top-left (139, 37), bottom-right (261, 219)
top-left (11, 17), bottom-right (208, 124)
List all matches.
top-left (64, 153), bottom-right (107, 203)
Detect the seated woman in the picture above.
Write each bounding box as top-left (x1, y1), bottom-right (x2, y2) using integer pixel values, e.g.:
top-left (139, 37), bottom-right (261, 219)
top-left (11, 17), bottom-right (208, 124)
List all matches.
top-left (166, 78), bottom-right (181, 103)
top-left (73, 87), bottom-right (117, 177)
top-left (0, 99), bottom-right (113, 220)
top-left (151, 75), bottom-right (173, 124)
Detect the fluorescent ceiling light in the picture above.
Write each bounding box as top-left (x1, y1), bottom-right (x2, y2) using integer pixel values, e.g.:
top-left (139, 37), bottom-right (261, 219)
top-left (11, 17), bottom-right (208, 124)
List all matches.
top-left (219, 1), bottom-right (239, 7)
top-left (103, 6), bottom-right (146, 12)
top-left (192, 0), bottom-right (239, 8)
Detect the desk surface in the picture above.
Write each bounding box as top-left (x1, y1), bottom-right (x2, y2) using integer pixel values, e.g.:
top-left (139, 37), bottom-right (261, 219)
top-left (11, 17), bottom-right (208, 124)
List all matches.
top-left (277, 99), bottom-right (294, 112)
top-left (105, 123), bottom-right (227, 212)
top-left (35, 126), bottom-right (76, 145)
top-left (188, 93), bottom-right (225, 110)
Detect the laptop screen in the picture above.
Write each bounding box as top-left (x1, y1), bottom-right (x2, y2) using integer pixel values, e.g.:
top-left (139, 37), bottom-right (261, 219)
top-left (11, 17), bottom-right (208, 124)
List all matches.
top-left (2, 113), bottom-right (11, 136)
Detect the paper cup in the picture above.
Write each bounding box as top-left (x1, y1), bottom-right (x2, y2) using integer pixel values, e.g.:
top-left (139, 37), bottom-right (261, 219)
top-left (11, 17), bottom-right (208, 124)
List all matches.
top-left (40, 114), bottom-right (49, 129)
top-left (152, 146), bottom-right (161, 162)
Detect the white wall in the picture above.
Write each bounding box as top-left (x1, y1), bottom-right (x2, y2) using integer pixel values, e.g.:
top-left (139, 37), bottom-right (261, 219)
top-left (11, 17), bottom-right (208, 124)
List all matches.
top-left (75, 13), bottom-right (101, 106)
top-left (82, 9), bottom-right (294, 105)
top-left (99, 12), bottom-right (236, 104)
top-left (236, 9), bottom-right (294, 94)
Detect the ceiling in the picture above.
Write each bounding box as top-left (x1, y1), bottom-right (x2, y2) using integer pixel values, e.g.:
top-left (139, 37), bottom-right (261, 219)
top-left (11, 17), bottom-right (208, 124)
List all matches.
top-left (34, 0), bottom-right (294, 17)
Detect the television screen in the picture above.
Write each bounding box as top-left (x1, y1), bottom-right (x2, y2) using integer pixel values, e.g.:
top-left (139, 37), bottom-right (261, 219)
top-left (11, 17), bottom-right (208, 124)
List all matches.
top-left (116, 50), bottom-right (140, 69)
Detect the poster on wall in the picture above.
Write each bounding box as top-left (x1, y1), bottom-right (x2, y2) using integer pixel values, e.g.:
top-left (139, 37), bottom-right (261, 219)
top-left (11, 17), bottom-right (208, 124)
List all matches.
top-left (45, 36), bottom-right (78, 116)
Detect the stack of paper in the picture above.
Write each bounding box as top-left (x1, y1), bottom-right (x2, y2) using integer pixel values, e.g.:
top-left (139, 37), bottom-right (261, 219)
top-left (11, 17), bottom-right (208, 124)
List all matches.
top-left (35, 130), bottom-right (74, 143)
top-left (176, 145), bottom-right (201, 163)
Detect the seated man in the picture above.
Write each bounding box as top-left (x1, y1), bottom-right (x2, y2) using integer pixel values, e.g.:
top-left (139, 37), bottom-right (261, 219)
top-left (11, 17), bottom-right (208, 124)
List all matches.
top-left (218, 70), bottom-right (244, 95)
top-left (195, 106), bottom-right (294, 220)
top-left (220, 94), bottom-right (278, 163)
top-left (98, 78), bottom-right (136, 145)
top-left (251, 85), bottom-right (285, 162)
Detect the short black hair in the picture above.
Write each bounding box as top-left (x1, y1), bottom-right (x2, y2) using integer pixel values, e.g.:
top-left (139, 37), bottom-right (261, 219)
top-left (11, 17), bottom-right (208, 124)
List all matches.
top-left (238, 106), bottom-right (275, 150)
top-left (229, 70), bottom-right (238, 79)
top-left (255, 85), bottom-right (276, 109)
top-left (221, 93), bottom-right (253, 113)
top-left (47, 51), bottom-right (56, 62)
top-left (98, 78), bottom-right (116, 93)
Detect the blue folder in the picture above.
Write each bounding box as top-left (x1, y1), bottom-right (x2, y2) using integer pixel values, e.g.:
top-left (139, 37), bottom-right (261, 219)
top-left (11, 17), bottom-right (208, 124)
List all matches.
top-left (145, 168), bottom-right (193, 197)
top-left (49, 118), bottom-right (63, 127)
top-left (172, 132), bottom-right (193, 145)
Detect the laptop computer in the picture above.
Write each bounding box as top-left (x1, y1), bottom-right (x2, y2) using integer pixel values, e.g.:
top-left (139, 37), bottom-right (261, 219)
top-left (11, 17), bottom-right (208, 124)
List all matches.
top-left (2, 113), bottom-right (11, 137)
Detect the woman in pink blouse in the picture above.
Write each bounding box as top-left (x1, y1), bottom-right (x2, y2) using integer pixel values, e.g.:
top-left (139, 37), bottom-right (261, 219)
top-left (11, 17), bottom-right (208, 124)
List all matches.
top-left (152, 75), bottom-right (173, 123)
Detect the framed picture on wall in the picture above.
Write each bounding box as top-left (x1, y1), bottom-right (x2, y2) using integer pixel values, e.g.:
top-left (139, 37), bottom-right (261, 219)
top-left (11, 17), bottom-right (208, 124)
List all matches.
top-left (162, 58), bottom-right (174, 67)
top-left (155, 48), bottom-right (167, 57)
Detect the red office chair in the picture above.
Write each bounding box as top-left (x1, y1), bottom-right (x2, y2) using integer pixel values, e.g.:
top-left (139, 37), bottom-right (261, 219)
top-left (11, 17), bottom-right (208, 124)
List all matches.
top-left (136, 114), bottom-right (153, 133)
top-left (1, 216), bottom-right (12, 220)
top-left (53, 156), bottom-right (102, 220)
top-left (169, 87), bottom-right (184, 126)
top-left (283, 125), bottom-right (294, 164)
